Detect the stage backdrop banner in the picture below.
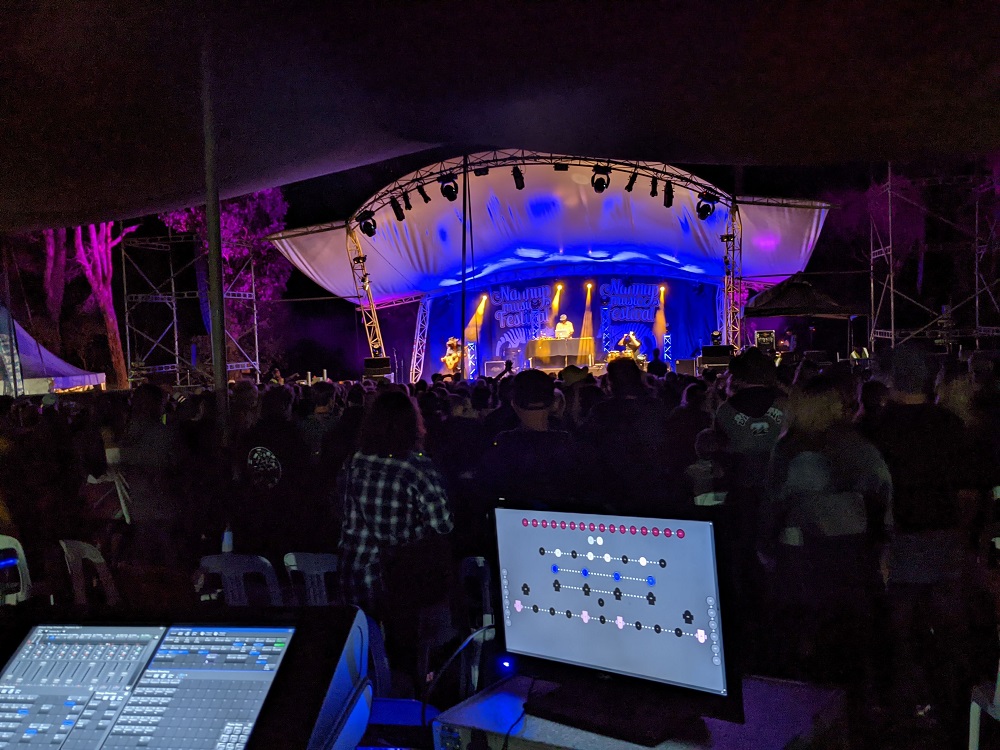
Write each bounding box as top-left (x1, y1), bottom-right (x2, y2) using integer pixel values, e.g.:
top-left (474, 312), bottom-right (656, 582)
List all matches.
top-left (420, 275), bottom-right (717, 379)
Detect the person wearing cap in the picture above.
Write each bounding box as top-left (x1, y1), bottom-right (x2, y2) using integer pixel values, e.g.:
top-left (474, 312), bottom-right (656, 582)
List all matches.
top-left (555, 314), bottom-right (574, 340)
top-left (476, 369), bottom-right (593, 508)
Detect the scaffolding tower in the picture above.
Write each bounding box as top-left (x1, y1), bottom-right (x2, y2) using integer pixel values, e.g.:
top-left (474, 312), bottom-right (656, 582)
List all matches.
top-left (869, 166), bottom-right (1000, 351)
top-left (122, 235), bottom-right (261, 385)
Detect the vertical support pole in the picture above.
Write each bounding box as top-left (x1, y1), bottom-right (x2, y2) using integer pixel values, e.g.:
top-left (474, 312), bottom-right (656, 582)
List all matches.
top-left (460, 155), bottom-right (469, 378)
top-left (251, 260), bottom-right (261, 383)
top-left (168, 249), bottom-right (181, 386)
top-left (121, 243), bottom-right (132, 386)
top-left (975, 198), bottom-right (982, 348)
top-left (887, 164), bottom-right (896, 348)
top-left (869, 220), bottom-right (875, 352)
top-left (202, 29), bottom-right (229, 445)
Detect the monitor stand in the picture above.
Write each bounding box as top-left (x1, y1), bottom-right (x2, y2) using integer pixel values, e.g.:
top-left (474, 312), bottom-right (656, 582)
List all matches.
top-left (524, 677), bottom-right (709, 747)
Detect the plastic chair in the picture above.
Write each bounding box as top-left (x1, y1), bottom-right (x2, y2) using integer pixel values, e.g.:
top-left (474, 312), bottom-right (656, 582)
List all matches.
top-left (283, 552), bottom-right (339, 606)
top-left (59, 540), bottom-right (121, 607)
top-left (199, 554), bottom-right (283, 607)
top-left (0, 535), bottom-right (31, 605)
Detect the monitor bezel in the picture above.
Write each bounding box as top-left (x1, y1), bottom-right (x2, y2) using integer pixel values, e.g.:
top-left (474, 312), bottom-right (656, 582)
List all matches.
top-left (489, 501), bottom-right (744, 724)
top-left (0, 607), bottom-right (362, 750)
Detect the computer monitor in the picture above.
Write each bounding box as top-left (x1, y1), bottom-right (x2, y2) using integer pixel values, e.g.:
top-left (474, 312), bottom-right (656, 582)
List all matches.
top-left (0, 608), bottom-right (367, 750)
top-left (493, 507), bottom-right (742, 744)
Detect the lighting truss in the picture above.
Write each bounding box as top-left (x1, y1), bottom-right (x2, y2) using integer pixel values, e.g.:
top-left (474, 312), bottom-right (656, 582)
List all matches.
top-left (721, 206), bottom-right (744, 349)
top-left (346, 228), bottom-right (385, 358)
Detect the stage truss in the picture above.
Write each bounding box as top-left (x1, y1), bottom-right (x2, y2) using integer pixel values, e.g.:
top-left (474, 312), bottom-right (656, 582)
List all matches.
top-left (869, 167), bottom-right (1000, 351)
top-left (410, 296), bottom-right (431, 383)
top-left (722, 204), bottom-right (744, 348)
top-left (122, 235), bottom-right (261, 385)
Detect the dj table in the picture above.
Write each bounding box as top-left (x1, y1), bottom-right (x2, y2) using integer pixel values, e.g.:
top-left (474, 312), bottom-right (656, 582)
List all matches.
top-left (525, 337), bottom-right (595, 368)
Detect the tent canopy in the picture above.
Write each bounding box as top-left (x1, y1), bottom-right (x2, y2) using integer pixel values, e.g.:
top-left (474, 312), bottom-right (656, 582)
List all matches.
top-left (271, 155), bottom-right (828, 304)
top-left (1, 306), bottom-right (106, 394)
top-left (744, 273), bottom-right (867, 319)
top-left (3, 1), bottom-right (1000, 231)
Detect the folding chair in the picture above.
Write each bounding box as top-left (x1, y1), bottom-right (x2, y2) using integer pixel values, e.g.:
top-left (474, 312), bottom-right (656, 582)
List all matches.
top-left (59, 540), bottom-right (121, 607)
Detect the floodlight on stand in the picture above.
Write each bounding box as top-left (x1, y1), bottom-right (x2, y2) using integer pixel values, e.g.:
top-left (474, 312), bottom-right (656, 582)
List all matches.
top-left (417, 185), bottom-right (431, 204)
top-left (624, 172), bottom-right (638, 192)
top-left (512, 166), bottom-right (525, 191)
top-left (439, 174), bottom-right (460, 202)
top-left (590, 166), bottom-right (612, 194)
top-left (402, 191), bottom-right (412, 211)
top-left (357, 210), bottom-right (377, 238)
top-left (390, 197), bottom-right (405, 222)
top-left (663, 182), bottom-right (674, 208)
top-left (650, 177), bottom-right (658, 198)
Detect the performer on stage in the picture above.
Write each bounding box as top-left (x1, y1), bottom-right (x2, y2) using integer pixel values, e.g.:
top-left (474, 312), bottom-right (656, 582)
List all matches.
top-left (441, 337), bottom-right (463, 375)
top-left (555, 313), bottom-right (575, 340)
top-left (617, 330), bottom-right (641, 357)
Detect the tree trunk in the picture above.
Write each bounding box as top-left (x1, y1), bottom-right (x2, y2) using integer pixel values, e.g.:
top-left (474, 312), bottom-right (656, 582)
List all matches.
top-left (41, 228), bottom-right (67, 350)
top-left (101, 302), bottom-right (128, 389)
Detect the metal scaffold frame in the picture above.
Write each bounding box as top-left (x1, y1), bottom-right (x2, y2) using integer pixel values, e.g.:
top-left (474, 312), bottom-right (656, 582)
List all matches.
top-left (869, 165), bottom-right (1000, 351)
top-left (122, 235), bottom-right (261, 385)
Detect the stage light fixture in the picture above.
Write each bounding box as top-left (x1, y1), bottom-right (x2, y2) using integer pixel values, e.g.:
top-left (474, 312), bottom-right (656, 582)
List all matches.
top-left (660, 285), bottom-right (666, 293)
top-left (512, 166), bottom-right (525, 190)
top-left (402, 191), bottom-right (412, 211)
top-left (625, 172), bottom-right (638, 192)
top-left (650, 177), bottom-right (658, 198)
top-left (663, 182), bottom-right (674, 208)
top-left (417, 185), bottom-right (431, 204)
top-left (390, 197), bottom-right (405, 222)
top-left (556, 283), bottom-right (563, 290)
top-left (697, 191), bottom-right (718, 220)
top-left (473, 166), bottom-right (490, 176)
top-left (553, 163), bottom-right (569, 172)
top-left (357, 210), bottom-right (377, 237)
top-left (590, 166), bottom-right (612, 193)
top-left (586, 282), bottom-right (593, 290)
top-left (439, 174), bottom-right (459, 202)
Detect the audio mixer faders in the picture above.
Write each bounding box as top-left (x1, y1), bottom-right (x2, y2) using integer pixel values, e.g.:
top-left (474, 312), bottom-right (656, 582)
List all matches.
top-left (0, 625), bottom-right (293, 749)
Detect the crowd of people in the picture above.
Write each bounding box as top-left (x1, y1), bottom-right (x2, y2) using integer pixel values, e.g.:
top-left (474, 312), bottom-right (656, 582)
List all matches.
top-left (1, 344), bottom-right (999, 742)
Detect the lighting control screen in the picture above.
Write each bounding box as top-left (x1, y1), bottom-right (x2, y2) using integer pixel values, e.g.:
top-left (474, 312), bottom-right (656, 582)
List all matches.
top-left (496, 509), bottom-right (727, 695)
top-left (0, 624), bottom-right (293, 749)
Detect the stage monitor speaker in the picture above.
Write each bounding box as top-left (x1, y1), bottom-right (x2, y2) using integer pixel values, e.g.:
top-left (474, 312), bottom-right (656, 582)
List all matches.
top-left (484, 361), bottom-right (509, 378)
top-left (363, 357), bottom-right (392, 376)
top-left (674, 358), bottom-right (697, 377)
top-left (754, 330), bottom-right (776, 354)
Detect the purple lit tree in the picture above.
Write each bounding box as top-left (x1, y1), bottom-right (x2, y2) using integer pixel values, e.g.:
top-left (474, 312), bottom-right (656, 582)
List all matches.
top-left (160, 189), bottom-right (291, 364)
top-left (73, 222), bottom-right (138, 389)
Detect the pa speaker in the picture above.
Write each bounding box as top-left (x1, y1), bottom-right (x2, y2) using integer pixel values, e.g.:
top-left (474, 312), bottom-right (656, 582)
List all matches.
top-left (363, 357), bottom-right (392, 376)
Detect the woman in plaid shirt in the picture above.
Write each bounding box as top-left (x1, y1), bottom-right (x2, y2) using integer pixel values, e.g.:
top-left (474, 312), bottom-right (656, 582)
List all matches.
top-left (337, 389), bottom-right (453, 615)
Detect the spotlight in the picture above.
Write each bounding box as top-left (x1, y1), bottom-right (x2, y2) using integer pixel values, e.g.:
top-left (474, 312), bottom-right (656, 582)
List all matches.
top-left (390, 197), bottom-right (405, 222)
top-left (660, 285), bottom-right (666, 293)
top-left (553, 163), bottom-right (569, 172)
top-left (663, 182), bottom-right (674, 208)
top-left (439, 174), bottom-right (459, 202)
top-left (357, 210), bottom-right (376, 237)
top-left (402, 191), bottom-right (412, 211)
top-left (590, 166), bottom-right (612, 194)
top-left (586, 282), bottom-right (593, 290)
top-left (650, 177), bottom-right (658, 198)
top-left (512, 166), bottom-right (525, 191)
top-left (352, 254), bottom-right (367, 265)
top-left (711, 330), bottom-right (723, 346)
top-left (697, 191), bottom-right (719, 220)
top-left (482, 294), bottom-right (488, 301)
top-left (625, 172), bottom-right (638, 192)
top-left (416, 185), bottom-right (431, 204)
top-left (556, 283), bottom-right (563, 291)
top-left (473, 166), bottom-right (490, 176)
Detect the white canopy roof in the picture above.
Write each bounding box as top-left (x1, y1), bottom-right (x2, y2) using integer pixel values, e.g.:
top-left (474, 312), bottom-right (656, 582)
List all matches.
top-left (271, 155), bottom-right (828, 304)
